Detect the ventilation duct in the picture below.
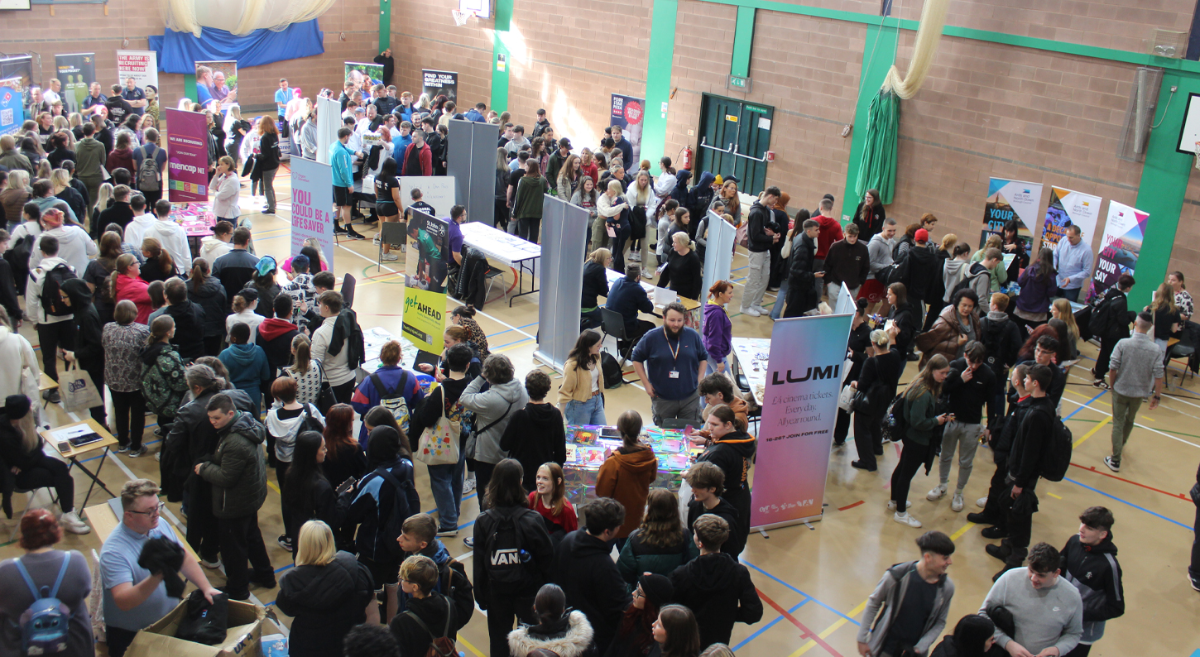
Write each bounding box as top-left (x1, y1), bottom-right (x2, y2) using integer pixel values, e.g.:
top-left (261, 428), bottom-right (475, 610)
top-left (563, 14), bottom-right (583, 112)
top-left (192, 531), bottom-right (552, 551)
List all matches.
top-left (1117, 66), bottom-right (1163, 163)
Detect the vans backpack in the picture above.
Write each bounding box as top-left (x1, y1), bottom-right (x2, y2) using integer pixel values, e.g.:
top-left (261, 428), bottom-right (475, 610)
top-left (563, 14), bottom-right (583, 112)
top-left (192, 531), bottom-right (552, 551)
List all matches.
top-left (137, 145), bottom-right (161, 192)
top-left (484, 509), bottom-right (531, 585)
top-left (39, 263), bottom-right (77, 317)
top-left (1036, 408), bottom-right (1074, 482)
top-left (370, 371), bottom-right (412, 432)
top-left (14, 553), bottom-right (74, 656)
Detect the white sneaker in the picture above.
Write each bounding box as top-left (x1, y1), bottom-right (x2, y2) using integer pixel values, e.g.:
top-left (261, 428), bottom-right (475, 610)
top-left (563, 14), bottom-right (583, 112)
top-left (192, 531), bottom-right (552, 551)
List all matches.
top-left (893, 512), bottom-right (922, 528)
top-left (951, 493), bottom-right (964, 512)
top-left (976, 497), bottom-right (988, 508)
top-left (60, 511), bottom-right (91, 534)
top-left (372, 234), bottom-right (382, 245)
top-left (463, 477), bottom-right (477, 494)
top-left (199, 557), bottom-right (222, 570)
top-left (751, 305), bottom-right (770, 315)
top-left (886, 500), bottom-right (912, 510)
top-left (926, 484), bottom-right (948, 501)
top-left (741, 307), bottom-right (761, 317)
top-left (630, 253), bottom-right (642, 262)
top-left (381, 253), bottom-right (399, 262)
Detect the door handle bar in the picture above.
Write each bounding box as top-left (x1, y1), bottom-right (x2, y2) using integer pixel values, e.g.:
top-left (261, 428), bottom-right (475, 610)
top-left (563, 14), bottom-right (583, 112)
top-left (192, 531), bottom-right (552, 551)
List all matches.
top-left (699, 136), bottom-right (733, 154)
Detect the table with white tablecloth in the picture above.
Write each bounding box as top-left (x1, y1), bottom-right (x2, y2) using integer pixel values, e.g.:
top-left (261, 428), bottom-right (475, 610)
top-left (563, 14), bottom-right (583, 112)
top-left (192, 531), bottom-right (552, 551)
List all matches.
top-left (460, 221), bottom-right (542, 306)
top-left (730, 337), bottom-right (772, 405)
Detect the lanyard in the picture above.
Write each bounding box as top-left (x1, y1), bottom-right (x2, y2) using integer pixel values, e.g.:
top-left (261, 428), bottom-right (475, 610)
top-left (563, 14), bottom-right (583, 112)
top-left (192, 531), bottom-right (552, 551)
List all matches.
top-left (664, 328), bottom-right (680, 361)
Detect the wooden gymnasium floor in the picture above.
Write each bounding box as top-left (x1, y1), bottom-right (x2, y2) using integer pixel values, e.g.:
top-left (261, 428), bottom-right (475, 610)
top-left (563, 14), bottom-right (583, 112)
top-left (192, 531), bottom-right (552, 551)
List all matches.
top-left (5, 166), bottom-right (1199, 656)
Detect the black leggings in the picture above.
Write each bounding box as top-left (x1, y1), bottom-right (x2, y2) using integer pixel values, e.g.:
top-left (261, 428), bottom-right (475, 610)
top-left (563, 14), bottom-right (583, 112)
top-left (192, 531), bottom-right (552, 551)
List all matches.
top-left (110, 389), bottom-right (146, 449)
top-left (890, 438), bottom-right (931, 507)
top-left (15, 456), bottom-right (76, 513)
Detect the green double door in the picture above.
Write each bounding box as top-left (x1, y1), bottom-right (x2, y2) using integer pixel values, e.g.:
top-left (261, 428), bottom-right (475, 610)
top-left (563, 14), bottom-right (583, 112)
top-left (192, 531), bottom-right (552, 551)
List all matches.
top-left (695, 93), bottom-right (774, 196)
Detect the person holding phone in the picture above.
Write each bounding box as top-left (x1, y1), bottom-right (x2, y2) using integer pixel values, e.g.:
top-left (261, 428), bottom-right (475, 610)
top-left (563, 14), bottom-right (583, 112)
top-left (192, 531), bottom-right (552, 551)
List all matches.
top-left (891, 355), bottom-right (953, 529)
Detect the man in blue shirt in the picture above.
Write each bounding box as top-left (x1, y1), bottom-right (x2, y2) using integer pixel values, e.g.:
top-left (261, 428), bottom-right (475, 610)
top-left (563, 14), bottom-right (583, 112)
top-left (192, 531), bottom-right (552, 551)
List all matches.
top-left (274, 78), bottom-right (290, 119)
top-left (81, 82), bottom-right (107, 117)
top-left (1053, 225), bottom-right (1094, 302)
top-left (632, 302), bottom-right (708, 426)
top-left (120, 77), bottom-right (147, 117)
top-left (330, 127), bottom-right (365, 239)
top-left (100, 479), bottom-right (220, 657)
top-left (606, 264), bottom-right (655, 346)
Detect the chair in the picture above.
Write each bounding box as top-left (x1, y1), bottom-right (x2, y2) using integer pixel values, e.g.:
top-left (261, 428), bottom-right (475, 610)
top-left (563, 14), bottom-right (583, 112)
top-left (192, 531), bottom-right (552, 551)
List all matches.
top-left (1167, 321), bottom-right (1199, 387)
top-left (341, 273), bottom-right (356, 309)
top-left (484, 266), bottom-right (507, 306)
top-left (600, 308), bottom-right (636, 369)
top-left (377, 222), bottom-right (407, 272)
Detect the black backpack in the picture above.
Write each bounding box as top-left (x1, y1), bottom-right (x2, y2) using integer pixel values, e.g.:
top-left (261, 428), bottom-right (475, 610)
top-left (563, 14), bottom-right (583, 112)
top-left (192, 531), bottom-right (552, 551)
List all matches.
top-left (950, 262), bottom-right (989, 299)
top-left (137, 145), bottom-right (161, 192)
top-left (5, 232), bottom-right (36, 294)
top-left (884, 250), bottom-right (909, 287)
top-left (484, 509), bottom-right (532, 584)
top-left (882, 393), bottom-right (907, 443)
top-left (38, 263), bottom-right (76, 317)
top-left (601, 352), bottom-right (624, 388)
top-left (1036, 408), bottom-right (1073, 482)
top-left (374, 463), bottom-right (417, 561)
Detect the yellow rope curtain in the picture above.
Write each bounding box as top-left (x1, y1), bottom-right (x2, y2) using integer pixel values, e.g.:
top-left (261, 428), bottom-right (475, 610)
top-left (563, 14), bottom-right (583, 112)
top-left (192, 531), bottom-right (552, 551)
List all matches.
top-left (880, 0), bottom-right (951, 99)
top-left (159, 0), bottom-right (338, 37)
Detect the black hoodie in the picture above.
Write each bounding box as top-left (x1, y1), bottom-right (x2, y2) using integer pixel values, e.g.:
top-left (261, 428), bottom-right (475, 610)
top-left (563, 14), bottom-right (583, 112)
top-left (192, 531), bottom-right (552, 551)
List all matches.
top-left (551, 529), bottom-right (632, 655)
top-left (904, 244), bottom-right (939, 303)
top-left (669, 552), bottom-right (763, 649)
top-left (1060, 533), bottom-right (1124, 629)
top-left (165, 300), bottom-right (207, 362)
top-left (275, 551), bottom-right (374, 657)
top-left (187, 275), bottom-right (228, 338)
top-left (61, 279), bottom-right (103, 369)
top-left (1007, 396), bottom-right (1056, 488)
top-left (686, 497), bottom-right (744, 558)
top-left (943, 358), bottom-right (997, 425)
top-left (389, 590), bottom-right (474, 657)
top-left (499, 402), bottom-right (567, 492)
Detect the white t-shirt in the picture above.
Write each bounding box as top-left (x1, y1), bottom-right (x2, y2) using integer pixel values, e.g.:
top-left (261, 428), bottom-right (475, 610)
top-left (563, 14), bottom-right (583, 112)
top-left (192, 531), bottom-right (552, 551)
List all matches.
top-left (591, 364), bottom-right (601, 393)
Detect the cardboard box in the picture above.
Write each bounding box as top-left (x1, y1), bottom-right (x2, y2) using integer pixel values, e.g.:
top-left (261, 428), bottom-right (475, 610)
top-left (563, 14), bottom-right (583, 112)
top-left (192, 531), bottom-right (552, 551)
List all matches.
top-left (125, 599), bottom-right (267, 657)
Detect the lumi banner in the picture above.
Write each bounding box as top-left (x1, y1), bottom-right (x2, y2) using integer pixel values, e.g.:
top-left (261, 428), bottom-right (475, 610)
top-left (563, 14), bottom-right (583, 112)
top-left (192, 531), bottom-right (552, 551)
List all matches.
top-left (982, 178), bottom-right (1043, 251)
top-left (750, 313), bottom-right (853, 531)
top-left (54, 53), bottom-right (95, 116)
top-left (164, 108), bottom-right (210, 202)
top-left (1040, 186), bottom-right (1102, 250)
top-left (289, 157), bottom-right (335, 275)
top-left (1089, 201), bottom-right (1149, 302)
top-left (404, 209), bottom-right (449, 354)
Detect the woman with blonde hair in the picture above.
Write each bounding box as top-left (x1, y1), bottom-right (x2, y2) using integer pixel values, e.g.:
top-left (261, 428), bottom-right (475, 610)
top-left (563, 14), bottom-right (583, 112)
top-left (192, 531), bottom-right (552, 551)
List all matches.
top-left (627, 169), bottom-right (653, 262)
top-left (556, 153), bottom-right (581, 202)
top-left (90, 181), bottom-right (114, 223)
top-left (50, 168), bottom-right (85, 221)
top-left (276, 520), bottom-right (377, 657)
top-left (580, 248), bottom-right (611, 329)
top-left (598, 178), bottom-right (631, 270)
top-left (618, 488), bottom-right (698, 584)
top-left (1149, 281), bottom-right (1182, 356)
top-left (710, 179), bottom-right (740, 226)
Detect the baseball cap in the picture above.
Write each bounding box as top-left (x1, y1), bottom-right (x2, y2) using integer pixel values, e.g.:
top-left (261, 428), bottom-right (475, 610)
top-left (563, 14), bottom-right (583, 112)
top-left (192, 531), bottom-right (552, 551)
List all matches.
top-left (915, 228), bottom-right (929, 243)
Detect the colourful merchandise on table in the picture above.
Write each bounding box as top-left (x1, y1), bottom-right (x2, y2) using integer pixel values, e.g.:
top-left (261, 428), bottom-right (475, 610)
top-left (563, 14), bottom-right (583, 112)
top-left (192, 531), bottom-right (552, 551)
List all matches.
top-left (562, 424), bottom-right (700, 505)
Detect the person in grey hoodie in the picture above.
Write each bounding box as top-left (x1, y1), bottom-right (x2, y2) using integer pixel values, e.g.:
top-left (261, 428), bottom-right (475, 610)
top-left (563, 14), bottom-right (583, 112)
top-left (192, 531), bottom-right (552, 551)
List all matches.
top-left (867, 219), bottom-right (898, 292)
top-left (942, 243), bottom-right (972, 303)
top-left (980, 543), bottom-right (1083, 657)
top-left (857, 531), bottom-right (956, 657)
top-left (459, 353), bottom-right (529, 516)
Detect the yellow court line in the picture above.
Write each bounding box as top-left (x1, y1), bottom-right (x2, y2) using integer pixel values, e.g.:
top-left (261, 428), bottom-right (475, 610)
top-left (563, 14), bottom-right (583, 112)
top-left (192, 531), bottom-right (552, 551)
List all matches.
top-left (1074, 416), bottom-right (1112, 448)
top-left (357, 272), bottom-right (404, 287)
top-left (457, 636), bottom-right (485, 657)
top-left (1047, 492), bottom-right (1063, 499)
top-left (267, 480), bottom-right (280, 494)
top-left (785, 522), bottom-right (975, 657)
top-left (1066, 389), bottom-right (1152, 422)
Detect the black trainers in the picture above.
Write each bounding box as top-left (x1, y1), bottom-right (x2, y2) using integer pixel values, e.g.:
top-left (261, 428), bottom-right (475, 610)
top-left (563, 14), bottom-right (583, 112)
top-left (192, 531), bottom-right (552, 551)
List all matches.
top-left (985, 543), bottom-right (1012, 562)
top-left (966, 511), bottom-right (996, 525)
top-left (850, 460), bottom-right (876, 472)
top-left (127, 445), bottom-right (149, 458)
top-left (43, 389), bottom-right (61, 404)
top-left (981, 525), bottom-right (1009, 539)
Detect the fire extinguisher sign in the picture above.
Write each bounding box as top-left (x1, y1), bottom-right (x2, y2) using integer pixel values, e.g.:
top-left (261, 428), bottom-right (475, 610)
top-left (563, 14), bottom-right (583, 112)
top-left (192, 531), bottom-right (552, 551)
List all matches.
top-left (610, 93), bottom-right (645, 164)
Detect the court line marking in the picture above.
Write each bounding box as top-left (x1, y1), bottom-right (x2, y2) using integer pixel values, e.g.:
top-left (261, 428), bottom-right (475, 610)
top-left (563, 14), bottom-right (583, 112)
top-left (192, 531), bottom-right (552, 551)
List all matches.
top-left (1064, 477), bottom-right (1191, 530)
top-left (758, 588), bottom-right (844, 657)
top-left (733, 599), bottom-right (809, 651)
top-left (1074, 417), bottom-right (1112, 447)
top-left (1068, 462), bottom-right (1191, 501)
top-left (1060, 394), bottom-right (1200, 449)
top-left (741, 561), bottom-right (860, 625)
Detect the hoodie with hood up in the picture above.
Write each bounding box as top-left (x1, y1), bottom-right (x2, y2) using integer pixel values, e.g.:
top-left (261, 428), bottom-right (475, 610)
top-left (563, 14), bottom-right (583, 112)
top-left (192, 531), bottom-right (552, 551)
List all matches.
top-left (904, 243), bottom-right (939, 303)
top-left (499, 402), bottom-right (567, 492)
top-left (551, 529), bottom-right (632, 655)
top-left (218, 342), bottom-right (271, 411)
top-left (197, 410), bottom-right (268, 519)
top-left (460, 375), bottom-right (530, 464)
top-left (275, 551), bottom-right (374, 657)
top-left (595, 446), bottom-right (658, 538)
top-left (943, 258), bottom-right (969, 302)
top-left (669, 551), bottom-right (764, 649)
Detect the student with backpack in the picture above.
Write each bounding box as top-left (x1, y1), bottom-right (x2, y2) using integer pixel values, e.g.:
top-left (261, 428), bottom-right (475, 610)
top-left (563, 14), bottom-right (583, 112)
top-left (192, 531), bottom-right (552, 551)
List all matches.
top-left (0, 508), bottom-right (94, 657)
top-left (28, 234), bottom-right (78, 398)
top-left (1090, 274), bottom-right (1136, 389)
top-left (132, 127), bottom-right (167, 207)
top-left (471, 458), bottom-right (554, 657)
top-left (890, 355), bottom-right (953, 529)
top-left (408, 344), bottom-right (476, 537)
top-left (390, 554), bottom-right (474, 657)
top-left (350, 339), bottom-right (425, 443)
top-left (396, 513), bottom-right (474, 619)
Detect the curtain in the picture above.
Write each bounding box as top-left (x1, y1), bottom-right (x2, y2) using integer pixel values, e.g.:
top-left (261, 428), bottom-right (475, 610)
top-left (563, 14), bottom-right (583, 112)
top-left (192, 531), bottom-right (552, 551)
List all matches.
top-left (158, 0), bottom-right (338, 37)
top-left (149, 20), bottom-right (326, 73)
top-left (855, 90), bottom-right (900, 204)
top-left (881, 0), bottom-right (951, 99)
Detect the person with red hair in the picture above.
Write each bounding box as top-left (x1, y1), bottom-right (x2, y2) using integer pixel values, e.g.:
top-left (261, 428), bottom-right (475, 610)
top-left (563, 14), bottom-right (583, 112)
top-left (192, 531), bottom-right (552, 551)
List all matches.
top-left (0, 508), bottom-right (95, 656)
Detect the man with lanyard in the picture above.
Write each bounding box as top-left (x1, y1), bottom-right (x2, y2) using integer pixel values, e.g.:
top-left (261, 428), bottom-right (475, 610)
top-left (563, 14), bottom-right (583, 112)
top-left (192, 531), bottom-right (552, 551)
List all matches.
top-left (121, 77), bottom-right (147, 117)
top-left (81, 82), bottom-right (107, 117)
top-left (632, 302), bottom-right (709, 426)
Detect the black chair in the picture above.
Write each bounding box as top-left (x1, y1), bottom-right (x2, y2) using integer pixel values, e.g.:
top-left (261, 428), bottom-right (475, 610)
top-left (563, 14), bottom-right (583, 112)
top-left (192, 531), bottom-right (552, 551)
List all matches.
top-left (1167, 321), bottom-right (1199, 387)
top-left (341, 273), bottom-right (356, 309)
top-left (600, 308), bottom-right (636, 368)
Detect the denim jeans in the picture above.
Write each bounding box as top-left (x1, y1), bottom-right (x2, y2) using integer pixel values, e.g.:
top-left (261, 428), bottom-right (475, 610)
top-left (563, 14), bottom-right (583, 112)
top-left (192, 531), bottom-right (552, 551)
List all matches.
top-left (565, 395), bottom-right (606, 425)
top-left (770, 280), bottom-right (789, 319)
top-left (705, 357), bottom-right (728, 377)
top-left (427, 443), bottom-right (467, 531)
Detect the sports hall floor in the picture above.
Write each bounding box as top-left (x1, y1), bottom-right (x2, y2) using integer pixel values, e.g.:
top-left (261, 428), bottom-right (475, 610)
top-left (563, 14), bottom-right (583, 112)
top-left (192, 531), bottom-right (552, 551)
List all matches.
top-left (4, 167), bottom-right (1198, 656)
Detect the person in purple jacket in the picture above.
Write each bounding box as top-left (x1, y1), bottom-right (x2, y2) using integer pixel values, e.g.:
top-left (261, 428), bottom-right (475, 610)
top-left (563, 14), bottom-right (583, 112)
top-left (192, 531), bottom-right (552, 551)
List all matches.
top-left (704, 280), bottom-right (734, 376)
top-left (350, 339), bottom-right (425, 444)
top-left (1015, 247), bottom-right (1058, 334)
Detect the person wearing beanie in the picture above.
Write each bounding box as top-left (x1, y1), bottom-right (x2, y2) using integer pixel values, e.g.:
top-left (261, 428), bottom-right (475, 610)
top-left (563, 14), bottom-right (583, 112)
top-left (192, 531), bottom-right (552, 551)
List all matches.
top-left (929, 614), bottom-right (996, 657)
top-left (0, 395), bottom-right (90, 532)
top-left (605, 573), bottom-right (674, 657)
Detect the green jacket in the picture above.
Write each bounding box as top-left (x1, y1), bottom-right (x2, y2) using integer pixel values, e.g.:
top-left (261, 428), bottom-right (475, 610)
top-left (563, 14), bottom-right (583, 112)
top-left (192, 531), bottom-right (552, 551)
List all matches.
top-left (617, 528), bottom-right (700, 590)
top-left (199, 411), bottom-right (268, 519)
top-left (139, 342), bottom-right (188, 417)
top-left (75, 137), bottom-right (106, 179)
top-left (512, 175), bottom-right (549, 220)
top-left (903, 387), bottom-right (942, 445)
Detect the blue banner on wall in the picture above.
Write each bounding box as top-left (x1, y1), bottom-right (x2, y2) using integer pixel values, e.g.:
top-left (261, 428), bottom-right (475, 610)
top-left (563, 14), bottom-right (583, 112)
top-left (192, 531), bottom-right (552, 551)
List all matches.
top-left (149, 20), bottom-right (325, 74)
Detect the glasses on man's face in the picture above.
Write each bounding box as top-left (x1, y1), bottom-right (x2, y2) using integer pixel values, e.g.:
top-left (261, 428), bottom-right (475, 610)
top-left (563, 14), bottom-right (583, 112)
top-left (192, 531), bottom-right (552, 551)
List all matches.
top-left (128, 501), bottom-right (165, 517)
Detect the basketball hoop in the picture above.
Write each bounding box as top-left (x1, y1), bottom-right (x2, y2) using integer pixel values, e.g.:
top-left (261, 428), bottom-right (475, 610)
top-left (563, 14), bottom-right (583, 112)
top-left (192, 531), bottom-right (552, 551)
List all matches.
top-left (451, 9), bottom-right (474, 25)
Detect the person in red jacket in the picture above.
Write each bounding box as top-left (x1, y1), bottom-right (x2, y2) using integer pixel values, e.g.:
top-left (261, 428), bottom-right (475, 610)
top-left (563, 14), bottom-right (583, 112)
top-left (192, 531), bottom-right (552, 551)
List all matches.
top-left (812, 197), bottom-right (843, 298)
top-left (401, 130), bottom-right (433, 177)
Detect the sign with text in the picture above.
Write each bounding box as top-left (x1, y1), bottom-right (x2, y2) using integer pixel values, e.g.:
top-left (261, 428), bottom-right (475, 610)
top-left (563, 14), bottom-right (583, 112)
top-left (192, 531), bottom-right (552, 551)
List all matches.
top-left (422, 70), bottom-right (458, 105)
top-left (404, 209), bottom-right (449, 354)
top-left (1089, 201), bottom-right (1149, 302)
top-left (610, 93), bottom-right (644, 165)
top-left (116, 50), bottom-right (158, 95)
top-left (750, 313), bottom-right (853, 530)
top-left (981, 178), bottom-right (1042, 251)
top-left (289, 157), bottom-right (336, 276)
top-left (0, 79), bottom-right (21, 136)
top-left (54, 53), bottom-right (94, 117)
top-left (1040, 186), bottom-right (1101, 251)
top-left (164, 108), bottom-right (209, 202)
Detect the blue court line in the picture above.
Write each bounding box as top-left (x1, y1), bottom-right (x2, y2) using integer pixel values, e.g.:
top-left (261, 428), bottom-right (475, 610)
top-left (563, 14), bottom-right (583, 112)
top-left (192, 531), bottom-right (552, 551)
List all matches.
top-left (274, 563), bottom-right (294, 574)
top-left (1064, 390), bottom-right (1107, 420)
top-left (742, 560), bottom-right (860, 626)
top-left (485, 321), bottom-right (540, 339)
top-left (733, 598), bottom-right (810, 651)
top-left (1064, 477), bottom-right (1191, 530)
top-left (491, 335), bottom-right (533, 349)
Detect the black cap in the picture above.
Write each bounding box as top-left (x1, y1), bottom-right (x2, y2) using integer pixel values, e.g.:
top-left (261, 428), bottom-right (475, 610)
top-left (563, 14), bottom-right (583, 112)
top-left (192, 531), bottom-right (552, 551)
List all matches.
top-left (638, 574), bottom-right (673, 608)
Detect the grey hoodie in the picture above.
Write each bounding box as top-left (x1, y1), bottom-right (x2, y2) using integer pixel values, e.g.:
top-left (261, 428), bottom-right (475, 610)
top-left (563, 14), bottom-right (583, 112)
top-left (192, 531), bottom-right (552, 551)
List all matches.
top-left (857, 561), bottom-right (955, 656)
top-left (460, 376), bottom-right (529, 464)
top-left (867, 233), bottom-right (895, 276)
top-left (943, 258), bottom-right (969, 302)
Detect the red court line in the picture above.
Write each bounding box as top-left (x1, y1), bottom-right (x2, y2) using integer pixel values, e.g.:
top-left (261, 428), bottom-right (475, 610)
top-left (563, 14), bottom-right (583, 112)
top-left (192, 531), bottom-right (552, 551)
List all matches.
top-left (756, 588), bottom-right (844, 657)
top-left (837, 500), bottom-right (865, 511)
top-left (1069, 462), bottom-right (1190, 501)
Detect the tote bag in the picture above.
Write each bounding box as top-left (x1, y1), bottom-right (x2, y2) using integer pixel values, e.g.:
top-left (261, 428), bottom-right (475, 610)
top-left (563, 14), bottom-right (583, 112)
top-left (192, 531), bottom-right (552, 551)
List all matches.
top-left (415, 387), bottom-right (460, 466)
top-left (61, 363), bottom-right (103, 413)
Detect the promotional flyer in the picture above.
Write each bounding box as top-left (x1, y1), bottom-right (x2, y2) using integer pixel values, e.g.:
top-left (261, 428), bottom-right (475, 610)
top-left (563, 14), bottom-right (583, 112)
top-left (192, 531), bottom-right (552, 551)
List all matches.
top-left (404, 209), bottom-right (449, 354)
top-left (1040, 186), bottom-right (1102, 250)
top-left (1090, 201), bottom-right (1150, 301)
top-left (0, 81), bottom-right (22, 135)
top-left (116, 50), bottom-right (158, 94)
top-left (289, 157), bottom-right (336, 275)
top-left (164, 108), bottom-right (210, 202)
top-left (981, 178), bottom-right (1043, 250)
top-left (422, 70), bottom-right (458, 104)
top-left (54, 53), bottom-right (95, 116)
top-left (749, 313), bottom-right (853, 530)
top-left (610, 93), bottom-right (644, 164)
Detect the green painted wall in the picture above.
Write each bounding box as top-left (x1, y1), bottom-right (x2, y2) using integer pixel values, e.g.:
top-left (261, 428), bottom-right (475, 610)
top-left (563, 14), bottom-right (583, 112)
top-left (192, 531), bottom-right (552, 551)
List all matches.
top-left (379, 0), bottom-right (391, 51)
top-left (841, 21), bottom-right (897, 222)
top-left (490, 0), bottom-right (513, 113)
top-left (640, 0), bottom-right (678, 175)
top-left (184, 74), bottom-right (196, 104)
top-left (730, 7), bottom-right (755, 79)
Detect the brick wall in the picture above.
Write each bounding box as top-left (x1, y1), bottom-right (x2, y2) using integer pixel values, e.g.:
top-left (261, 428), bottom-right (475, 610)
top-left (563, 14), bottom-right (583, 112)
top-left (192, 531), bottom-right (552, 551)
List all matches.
top-left (389, 1), bottom-right (494, 107)
top-left (0, 0), bottom-right (379, 111)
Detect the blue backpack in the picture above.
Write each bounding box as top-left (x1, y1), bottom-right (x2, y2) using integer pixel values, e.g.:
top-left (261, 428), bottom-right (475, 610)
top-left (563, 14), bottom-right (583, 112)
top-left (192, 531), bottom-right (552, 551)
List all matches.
top-left (14, 554), bottom-right (73, 655)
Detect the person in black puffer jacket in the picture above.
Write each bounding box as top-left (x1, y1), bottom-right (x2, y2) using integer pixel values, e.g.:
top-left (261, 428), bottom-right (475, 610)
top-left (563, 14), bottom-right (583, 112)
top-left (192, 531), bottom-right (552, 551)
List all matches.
top-left (784, 219), bottom-right (820, 318)
top-left (163, 278), bottom-right (207, 363)
top-left (60, 279), bottom-right (107, 426)
top-left (187, 258), bottom-right (228, 357)
top-left (1059, 506), bottom-right (1124, 656)
top-left (904, 229), bottom-right (939, 324)
top-left (276, 520), bottom-right (376, 657)
top-left (967, 365), bottom-right (1032, 535)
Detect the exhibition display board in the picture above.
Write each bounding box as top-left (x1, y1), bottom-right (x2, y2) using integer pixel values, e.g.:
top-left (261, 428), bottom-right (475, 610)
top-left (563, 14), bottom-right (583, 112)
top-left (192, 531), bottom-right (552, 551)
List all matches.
top-left (404, 209), bottom-right (450, 354)
top-left (289, 156), bottom-right (336, 273)
top-left (447, 119), bottom-right (499, 226)
top-left (534, 196), bottom-right (589, 373)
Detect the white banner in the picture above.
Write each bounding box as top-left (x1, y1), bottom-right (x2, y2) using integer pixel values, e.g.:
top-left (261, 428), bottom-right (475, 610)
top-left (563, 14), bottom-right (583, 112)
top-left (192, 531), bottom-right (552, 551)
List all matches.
top-left (116, 50), bottom-right (158, 91)
top-left (982, 178), bottom-right (1043, 251)
top-left (1040, 186), bottom-right (1102, 250)
top-left (315, 96), bottom-right (340, 166)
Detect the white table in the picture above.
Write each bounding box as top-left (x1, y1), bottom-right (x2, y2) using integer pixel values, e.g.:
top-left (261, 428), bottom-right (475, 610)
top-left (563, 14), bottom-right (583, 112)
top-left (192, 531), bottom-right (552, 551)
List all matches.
top-left (360, 327), bottom-right (420, 374)
top-left (730, 337), bottom-right (772, 405)
top-left (460, 221), bottom-right (542, 306)
top-left (603, 268), bottom-right (704, 328)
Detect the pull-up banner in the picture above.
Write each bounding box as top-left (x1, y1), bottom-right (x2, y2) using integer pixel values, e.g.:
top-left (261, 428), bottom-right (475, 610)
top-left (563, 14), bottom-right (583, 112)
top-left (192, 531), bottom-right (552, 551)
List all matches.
top-left (1089, 201), bottom-right (1149, 302)
top-left (982, 178), bottom-right (1043, 251)
top-left (404, 209), bottom-right (449, 354)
